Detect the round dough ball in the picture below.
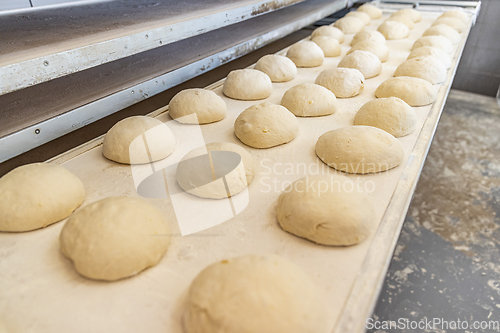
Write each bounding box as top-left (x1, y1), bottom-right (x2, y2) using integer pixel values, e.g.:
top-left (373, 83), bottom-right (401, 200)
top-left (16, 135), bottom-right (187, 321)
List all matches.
top-left (408, 46), bottom-right (451, 68)
top-left (394, 56), bottom-right (447, 84)
top-left (254, 54), bottom-right (297, 83)
top-left (354, 97), bottom-right (417, 137)
top-left (223, 69), bottom-right (273, 100)
top-left (424, 24), bottom-right (460, 44)
top-left (334, 16), bottom-right (365, 34)
top-left (391, 8), bottom-right (422, 22)
top-left (357, 3), bottom-right (382, 19)
top-left (348, 40), bottom-right (390, 62)
top-left (351, 30), bottom-right (386, 46)
top-left (176, 142), bottom-right (255, 199)
top-left (234, 102), bottom-right (298, 148)
top-left (169, 89), bottom-right (226, 124)
top-left (375, 76), bottom-right (438, 107)
top-left (103, 116), bottom-right (175, 165)
top-left (346, 11), bottom-right (371, 25)
top-left (377, 21), bottom-right (410, 40)
top-left (0, 163), bottom-right (85, 232)
top-left (276, 175), bottom-right (374, 246)
top-left (60, 196), bottom-right (170, 281)
top-left (286, 41), bottom-right (324, 68)
top-left (433, 17), bottom-right (466, 33)
top-left (439, 10), bottom-right (468, 23)
top-left (311, 36), bottom-right (341, 57)
top-left (315, 68), bottom-right (365, 98)
top-left (311, 25), bottom-right (345, 43)
top-left (338, 50), bottom-right (382, 79)
top-left (183, 254), bottom-right (329, 333)
top-left (412, 36), bottom-right (454, 54)
top-left (281, 83), bottom-right (337, 117)
top-left (316, 126), bottom-right (404, 174)
top-left (386, 15), bottom-right (414, 29)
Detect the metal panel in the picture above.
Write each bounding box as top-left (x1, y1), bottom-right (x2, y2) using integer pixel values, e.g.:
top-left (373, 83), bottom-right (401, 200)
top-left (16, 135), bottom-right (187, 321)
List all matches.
top-left (0, 0), bottom-right (31, 11)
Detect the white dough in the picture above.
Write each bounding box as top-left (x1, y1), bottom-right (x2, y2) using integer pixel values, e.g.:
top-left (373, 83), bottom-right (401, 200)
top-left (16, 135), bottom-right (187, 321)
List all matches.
top-left (311, 25), bottom-right (345, 43)
top-left (169, 88), bottom-right (226, 124)
top-left (375, 76), bottom-right (438, 107)
top-left (315, 68), bottom-right (365, 98)
top-left (286, 41), bottom-right (324, 67)
top-left (103, 116), bottom-right (175, 165)
top-left (424, 24), bottom-right (460, 44)
top-left (60, 196), bottom-right (170, 281)
top-left (390, 8), bottom-right (422, 22)
top-left (311, 36), bottom-right (341, 57)
top-left (183, 254), bottom-right (329, 333)
top-left (223, 69), bottom-right (273, 100)
top-left (281, 83), bottom-right (337, 117)
top-left (334, 16), bottom-right (365, 34)
top-left (346, 11), bottom-right (371, 25)
top-left (439, 10), bottom-right (468, 23)
top-left (394, 56), bottom-right (447, 84)
top-left (412, 36), bottom-right (454, 54)
top-left (0, 163), bottom-right (85, 232)
top-left (407, 46), bottom-right (451, 68)
top-left (348, 40), bottom-right (390, 62)
top-left (351, 30), bottom-right (386, 46)
top-left (354, 97), bottom-right (417, 137)
top-left (276, 175), bottom-right (375, 246)
top-left (386, 15), bottom-right (414, 29)
top-left (433, 17), bottom-right (466, 33)
top-left (377, 21), bottom-right (410, 40)
top-left (254, 54), bottom-right (297, 82)
top-left (316, 126), bottom-right (404, 174)
top-left (234, 102), bottom-right (299, 148)
top-left (357, 3), bottom-right (382, 19)
top-left (338, 50), bottom-right (382, 79)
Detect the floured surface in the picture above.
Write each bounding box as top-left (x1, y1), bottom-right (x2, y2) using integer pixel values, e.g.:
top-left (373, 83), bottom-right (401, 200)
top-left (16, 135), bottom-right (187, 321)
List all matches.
top-left (0, 9), bottom-right (471, 333)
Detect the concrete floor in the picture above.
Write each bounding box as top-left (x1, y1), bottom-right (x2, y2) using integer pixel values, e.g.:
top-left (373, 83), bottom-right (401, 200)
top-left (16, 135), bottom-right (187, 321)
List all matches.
top-left (369, 90), bottom-right (500, 332)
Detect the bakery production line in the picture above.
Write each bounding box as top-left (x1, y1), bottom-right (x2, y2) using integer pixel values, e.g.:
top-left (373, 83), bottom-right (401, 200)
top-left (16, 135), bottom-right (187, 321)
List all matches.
top-left (0, 1), bottom-right (485, 332)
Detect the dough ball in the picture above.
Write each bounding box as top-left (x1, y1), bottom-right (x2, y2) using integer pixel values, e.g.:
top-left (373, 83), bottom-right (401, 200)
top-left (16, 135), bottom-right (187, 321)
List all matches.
top-left (412, 36), bottom-right (454, 54)
top-left (354, 97), bottom-right (417, 137)
top-left (176, 142), bottom-right (254, 199)
top-left (311, 25), bottom-right (345, 43)
top-left (315, 68), bottom-right (365, 98)
top-left (281, 83), bottom-right (337, 117)
top-left (234, 102), bottom-right (298, 148)
top-left (223, 69), bottom-right (273, 100)
top-left (276, 175), bottom-right (375, 246)
top-left (334, 16), bottom-right (365, 34)
top-left (0, 163), bottom-right (85, 232)
top-left (433, 17), bottom-right (466, 33)
top-left (386, 15), bottom-right (414, 29)
top-left (424, 24), bottom-right (460, 44)
top-left (338, 50), bottom-right (382, 79)
top-left (439, 10), bottom-right (468, 23)
top-left (391, 8), bottom-right (422, 22)
top-left (377, 21), bottom-right (410, 40)
top-left (169, 89), bottom-right (226, 124)
top-left (357, 3), bottom-right (382, 19)
top-left (183, 254), bottom-right (329, 333)
top-left (311, 36), bottom-right (341, 57)
top-left (394, 56), bottom-right (447, 84)
top-left (351, 30), bottom-right (386, 46)
top-left (60, 196), bottom-right (170, 281)
top-left (254, 54), bottom-right (297, 83)
top-left (316, 126), bottom-right (404, 174)
top-left (375, 76), bottom-right (437, 107)
top-left (346, 11), bottom-right (371, 25)
top-left (348, 40), bottom-right (389, 62)
top-left (408, 46), bottom-right (451, 68)
top-left (103, 116), bottom-right (175, 165)
top-left (286, 41), bottom-right (324, 67)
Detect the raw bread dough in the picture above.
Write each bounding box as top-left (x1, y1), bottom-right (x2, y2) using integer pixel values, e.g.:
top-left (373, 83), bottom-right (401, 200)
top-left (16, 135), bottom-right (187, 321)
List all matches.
top-left (311, 36), bottom-right (341, 57)
top-left (223, 69), bottom-right (273, 100)
top-left (169, 88), bottom-right (226, 124)
top-left (316, 126), bottom-right (404, 174)
top-left (375, 76), bottom-right (437, 106)
top-left (0, 163), bottom-right (85, 232)
top-left (407, 46), bottom-right (451, 68)
top-left (390, 8), bottom-right (422, 22)
top-left (377, 21), bottom-right (410, 40)
top-left (433, 17), bottom-right (466, 33)
top-left (439, 10), bottom-right (468, 23)
top-left (386, 15), bottom-right (414, 29)
top-left (254, 54), bottom-right (297, 82)
top-left (357, 3), bottom-right (382, 19)
top-left (276, 175), bottom-right (375, 246)
top-left (311, 25), bottom-right (345, 43)
top-left (334, 17), bottom-right (365, 34)
top-left (315, 68), bottom-right (365, 98)
top-left (286, 41), bottom-right (324, 67)
top-left (348, 40), bottom-right (389, 62)
top-left (412, 36), bottom-right (454, 54)
top-left (183, 254), bottom-right (329, 333)
top-left (103, 116), bottom-right (175, 164)
top-left (346, 11), bottom-right (371, 25)
top-left (423, 24), bottom-right (460, 44)
top-left (394, 56), bottom-right (447, 84)
top-left (351, 30), bottom-right (386, 46)
top-left (60, 196), bottom-right (170, 281)
top-left (354, 97), bottom-right (417, 137)
top-left (338, 50), bottom-right (382, 79)
top-left (281, 83), bottom-right (337, 117)
top-left (234, 102), bottom-right (299, 148)
top-left (175, 142), bottom-right (255, 199)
